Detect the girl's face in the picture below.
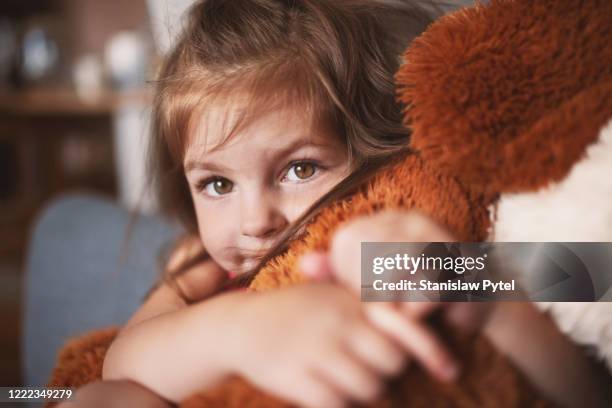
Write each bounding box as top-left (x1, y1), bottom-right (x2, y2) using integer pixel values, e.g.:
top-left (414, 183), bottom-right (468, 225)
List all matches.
top-left (184, 104), bottom-right (351, 274)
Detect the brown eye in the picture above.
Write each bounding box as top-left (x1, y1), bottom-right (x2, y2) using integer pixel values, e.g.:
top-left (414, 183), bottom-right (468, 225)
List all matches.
top-left (286, 162), bottom-right (317, 182)
top-left (214, 179), bottom-right (233, 194)
top-left (202, 178), bottom-right (233, 196)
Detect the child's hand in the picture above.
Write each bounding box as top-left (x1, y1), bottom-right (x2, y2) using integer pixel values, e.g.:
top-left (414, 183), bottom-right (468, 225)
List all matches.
top-left (171, 255), bottom-right (229, 303)
top-left (301, 210), bottom-right (492, 332)
top-left (164, 235), bottom-right (230, 304)
top-left (301, 209), bottom-right (453, 290)
top-left (222, 284), bottom-right (417, 408)
top-left (299, 210), bottom-right (492, 376)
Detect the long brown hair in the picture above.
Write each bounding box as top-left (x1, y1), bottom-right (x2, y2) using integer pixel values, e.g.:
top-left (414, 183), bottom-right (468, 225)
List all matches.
top-left (148, 0), bottom-right (440, 288)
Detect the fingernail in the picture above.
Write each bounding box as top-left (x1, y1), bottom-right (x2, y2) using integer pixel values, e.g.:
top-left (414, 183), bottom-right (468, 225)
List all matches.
top-left (299, 253), bottom-right (316, 273)
top-left (299, 252), bottom-right (327, 278)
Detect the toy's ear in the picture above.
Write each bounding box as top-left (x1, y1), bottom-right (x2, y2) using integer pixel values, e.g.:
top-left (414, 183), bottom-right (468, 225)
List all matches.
top-left (396, 0), bottom-right (612, 197)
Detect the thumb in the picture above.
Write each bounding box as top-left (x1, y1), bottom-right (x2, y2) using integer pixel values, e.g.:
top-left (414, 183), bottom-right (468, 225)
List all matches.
top-left (299, 251), bottom-right (335, 282)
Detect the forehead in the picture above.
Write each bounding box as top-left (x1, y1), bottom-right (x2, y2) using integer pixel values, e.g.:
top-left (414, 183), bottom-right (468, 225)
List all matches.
top-left (184, 96), bottom-right (338, 161)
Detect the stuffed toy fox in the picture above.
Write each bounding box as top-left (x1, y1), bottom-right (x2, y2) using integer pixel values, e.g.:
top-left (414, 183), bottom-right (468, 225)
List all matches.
top-left (46, 0), bottom-right (611, 406)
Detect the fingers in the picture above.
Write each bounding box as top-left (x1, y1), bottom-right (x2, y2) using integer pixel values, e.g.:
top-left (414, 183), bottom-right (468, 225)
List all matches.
top-left (328, 210), bottom-right (456, 294)
top-left (365, 303), bottom-right (460, 383)
top-left (273, 371), bottom-right (348, 408)
top-left (299, 251), bottom-right (335, 282)
top-left (399, 301), bottom-right (443, 320)
top-left (445, 302), bottom-right (493, 333)
top-left (391, 210), bottom-right (455, 242)
top-left (345, 321), bottom-right (408, 377)
top-left (328, 228), bottom-right (361, 293)
top-left (399, 301), bottom-right (494, 336)
top-left (314, 348), bottom-right (383, 404)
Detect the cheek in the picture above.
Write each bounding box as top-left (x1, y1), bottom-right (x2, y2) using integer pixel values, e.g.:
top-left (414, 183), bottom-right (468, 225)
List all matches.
top-left (193, 200), bottom-right (233, 256)
top-left (283, 189), bottom-right (321, 220)
top-left (283, 171), bottom-right (347, 222)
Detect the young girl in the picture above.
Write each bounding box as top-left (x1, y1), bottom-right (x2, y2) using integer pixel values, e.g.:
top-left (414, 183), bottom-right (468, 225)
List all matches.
top-left (101, 1), bottom-right (456, 407)
top-left (94, 1), bottom-right (612, 407)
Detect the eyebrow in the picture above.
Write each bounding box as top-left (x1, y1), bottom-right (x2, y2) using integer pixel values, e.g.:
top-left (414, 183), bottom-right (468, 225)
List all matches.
top-left (184, 138), bottom-right (334, 173)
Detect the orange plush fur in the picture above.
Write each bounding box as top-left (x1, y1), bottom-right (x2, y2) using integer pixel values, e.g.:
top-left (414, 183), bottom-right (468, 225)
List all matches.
top-left (46, 0), bottom-right (611, 406)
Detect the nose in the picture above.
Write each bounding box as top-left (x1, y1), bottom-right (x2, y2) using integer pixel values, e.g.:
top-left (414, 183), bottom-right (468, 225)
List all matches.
top-left (240, 190), bottom-right (287, 239)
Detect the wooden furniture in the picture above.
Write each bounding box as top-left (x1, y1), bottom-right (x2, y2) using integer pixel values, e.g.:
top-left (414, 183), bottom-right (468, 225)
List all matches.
top-left (0, 87), bottom-right (149, 257)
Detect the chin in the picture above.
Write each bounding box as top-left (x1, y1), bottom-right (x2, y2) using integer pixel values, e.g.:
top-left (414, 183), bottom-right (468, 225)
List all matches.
top-left (239, 258), bottom-right (259, 273)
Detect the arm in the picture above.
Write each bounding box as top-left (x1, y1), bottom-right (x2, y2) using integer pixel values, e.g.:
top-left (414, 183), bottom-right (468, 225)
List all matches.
top-left (485, 302), bottom-right (612, 408)
top-left (102, 288), bottom-right (247, 403)
top-left (103, 237), bottom-right (232, 402)
top-left (122, 260), bottom-right (228, 332)
top-left (124, 234), bottom-right (227, 330)
top-left (305, 209), bottom-right (612, 406)
top-left (105, 281), bottom-right (444, 408)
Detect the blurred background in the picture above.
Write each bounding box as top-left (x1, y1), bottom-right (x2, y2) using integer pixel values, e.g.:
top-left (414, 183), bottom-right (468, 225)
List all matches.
top-left (0, 0), bottom-right (194, 387)
top-left (0, 0), bottom-right (472, 391)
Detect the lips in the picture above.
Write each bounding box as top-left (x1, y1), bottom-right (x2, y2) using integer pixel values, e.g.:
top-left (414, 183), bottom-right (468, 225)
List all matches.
top-left (239, 243), bottom-right (275, 256)
top-left (235, 243), bottom-right (276, 271)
